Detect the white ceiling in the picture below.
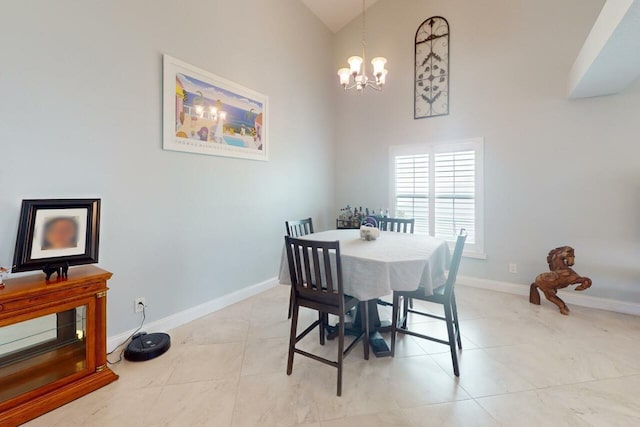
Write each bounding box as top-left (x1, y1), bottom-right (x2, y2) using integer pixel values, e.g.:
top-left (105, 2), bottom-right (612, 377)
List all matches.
top-left (301, 0), bottom-right (380, 33)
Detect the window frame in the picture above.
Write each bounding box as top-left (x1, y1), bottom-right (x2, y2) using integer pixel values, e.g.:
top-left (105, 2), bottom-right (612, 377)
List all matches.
top-left (389, 137), bottom-right (486, 259)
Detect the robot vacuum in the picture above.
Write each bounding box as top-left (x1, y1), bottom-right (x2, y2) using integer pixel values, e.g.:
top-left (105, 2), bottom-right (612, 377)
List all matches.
top-left (124, 332), bottom-right (171, 362)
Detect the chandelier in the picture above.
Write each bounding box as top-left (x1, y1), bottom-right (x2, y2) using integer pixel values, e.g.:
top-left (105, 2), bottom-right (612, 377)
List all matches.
top-left (337, 0), bottom-right (388, 92)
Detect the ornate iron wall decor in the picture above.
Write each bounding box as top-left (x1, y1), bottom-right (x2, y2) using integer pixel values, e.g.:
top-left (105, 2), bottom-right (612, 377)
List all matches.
top-left (415, 17), bottom-right (450, 119)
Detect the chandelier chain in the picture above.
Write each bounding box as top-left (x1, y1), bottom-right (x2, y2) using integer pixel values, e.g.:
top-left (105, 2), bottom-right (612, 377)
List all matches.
top-left (362, 0), bottom-right (366, 47)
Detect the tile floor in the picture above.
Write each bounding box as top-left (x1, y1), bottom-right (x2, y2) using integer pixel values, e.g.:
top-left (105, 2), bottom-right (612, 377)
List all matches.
top-left (26, 284), bottom-right (640, 427)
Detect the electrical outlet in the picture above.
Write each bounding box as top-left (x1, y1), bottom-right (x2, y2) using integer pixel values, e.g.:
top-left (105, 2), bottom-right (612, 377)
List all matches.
top-left (134, 297), bottom-right (146, 313)
top-left (509, 263), bottom-right (518, 274)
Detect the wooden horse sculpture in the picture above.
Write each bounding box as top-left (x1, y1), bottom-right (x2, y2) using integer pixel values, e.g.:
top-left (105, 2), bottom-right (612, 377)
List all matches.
top-left (529, 246), bottom-right (592, 315)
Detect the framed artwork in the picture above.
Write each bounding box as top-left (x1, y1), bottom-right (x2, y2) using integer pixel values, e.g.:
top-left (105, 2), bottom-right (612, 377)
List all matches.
top-left (12, 199), bottom-right (101, 273)
top-left (415, 17), bottom-right (450, 119)
top-left (163, 54), bottom-right (269, 161)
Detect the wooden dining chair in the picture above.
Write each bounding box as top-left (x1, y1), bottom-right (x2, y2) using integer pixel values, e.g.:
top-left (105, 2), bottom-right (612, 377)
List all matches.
top-left (285, 236), bottom-right (369, 396)
top-left (378, 217), bottom-right (415, 233)
top-left (285, 218), bottom-right (314, 319)
top-left (390, 229), bottom-right (467, 376)
top-left (285, 218), bottom-right (314, 238)
top-left (377, 217), bottom-right (416, 309)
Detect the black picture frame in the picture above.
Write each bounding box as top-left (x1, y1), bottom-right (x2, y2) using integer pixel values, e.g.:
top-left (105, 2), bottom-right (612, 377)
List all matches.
top-left (12, 199), bottom-right (101, 273)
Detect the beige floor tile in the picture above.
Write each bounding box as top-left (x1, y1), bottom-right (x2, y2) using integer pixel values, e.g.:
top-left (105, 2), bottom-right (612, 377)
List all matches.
top-left (476, 389), bottom-right (590, 427)
top-left (166, 342), bottom-right (244, 385)
top-left (385, 356), bottom-right (471, 408)
top-left (431, 348), bottom-right (535, 398)
top-left (146, 379), bottom-right (238, 426)
top-left (25, 383), bottom-right (163, 426)
top-left (458, 315), bottom-right (560, 348)
top-left (307, 360), bottom-right (403, 420)
top-left (242, 336), bottom-right (291, 376)
top-left (402, 400), bottom-right (499, 427)
top-left (544, 375), bottom-right (640, 426)
top-left (108, 347), bottom-right (180, 389)
top-left (232, 371), bottom-right (319, 426)
top-left (320, 409), bottom-right (411, 426)
top-left (172, 316), bottom-right (250, 345)
top-left (484, 336), bottom-right (640, 388)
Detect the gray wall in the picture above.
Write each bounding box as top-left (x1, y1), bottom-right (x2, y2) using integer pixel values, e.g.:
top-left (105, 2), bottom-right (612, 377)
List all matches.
top-left (333, 0), bottom-right (640, 302)
top-left (0, 0), bottom-right (336, 336)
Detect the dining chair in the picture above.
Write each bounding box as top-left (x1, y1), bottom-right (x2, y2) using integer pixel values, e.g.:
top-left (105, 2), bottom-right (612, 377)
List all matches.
top-left (285, 218), bottom-right (314, 318)
top-left (285, 236), bottom-right (369, 396)
top-left (390, 229), bottom-right (467, 376)
top-left (376, 217), bottom-right (416, 309)
top-left (285, 218), bottom-right (314, 238)
top-left (378, 217), bottom-right (415, 233)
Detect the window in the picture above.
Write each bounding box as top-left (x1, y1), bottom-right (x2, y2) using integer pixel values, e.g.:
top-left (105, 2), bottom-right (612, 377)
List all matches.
top-left (390, 138), bottom-right (485, 258)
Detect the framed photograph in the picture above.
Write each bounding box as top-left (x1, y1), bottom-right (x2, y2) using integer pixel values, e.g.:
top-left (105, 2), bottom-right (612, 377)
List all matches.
top-left (163, 54), bottom-right (269, 161)
top-left (12, 199), bottom-right (101, 273)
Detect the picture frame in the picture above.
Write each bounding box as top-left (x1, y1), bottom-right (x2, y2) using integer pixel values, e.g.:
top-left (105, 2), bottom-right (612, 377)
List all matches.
top-left (12, 199), bottom-right (101, 273)
top-left (163, 54), bottom-right (269, 161)
top-left (414, 16), bottom-right (450, 119)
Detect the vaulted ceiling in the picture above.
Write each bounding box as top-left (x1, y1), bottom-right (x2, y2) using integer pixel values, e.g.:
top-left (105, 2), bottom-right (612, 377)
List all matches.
top-left (301, 0), bottom-right (379, 33)
top-left (569, 0), bottom-right (640, 98)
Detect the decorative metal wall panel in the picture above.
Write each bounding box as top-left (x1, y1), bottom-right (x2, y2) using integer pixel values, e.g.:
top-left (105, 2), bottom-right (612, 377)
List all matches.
top-left (415, 17), bottom-right (450, 119)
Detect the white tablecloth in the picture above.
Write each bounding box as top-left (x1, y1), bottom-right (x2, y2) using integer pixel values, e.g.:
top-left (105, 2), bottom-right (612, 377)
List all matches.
top-left (278, 229), bottom-right (451, 301)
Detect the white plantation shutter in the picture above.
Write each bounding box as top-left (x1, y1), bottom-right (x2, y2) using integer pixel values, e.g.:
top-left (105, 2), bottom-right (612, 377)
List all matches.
top-left (394, 155), bottom-right (429, 234)
top-left (434, 150), bottom-right (475, 243)
top-left (390, 139), bottom-right (484, 257)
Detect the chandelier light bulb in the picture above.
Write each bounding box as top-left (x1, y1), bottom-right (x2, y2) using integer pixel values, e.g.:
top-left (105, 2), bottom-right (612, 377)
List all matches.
top-left (378, 69), bottom-right (388, 86)
top-left (195, 105), bottom-right (204, 117)
top-left (348, 56), bottom-right (363, 76)
top-left (219, 111), bottom-right (227, 121)
top-left (337, 68), bottom-right (351, 86)
top-left (210, 106), bottom-right (217, 116)
top-left (371, 57), bottom-right (387, 77)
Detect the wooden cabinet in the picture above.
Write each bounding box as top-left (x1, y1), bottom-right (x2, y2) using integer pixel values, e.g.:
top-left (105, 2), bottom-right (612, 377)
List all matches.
top-left (0, 266), bottom-right (118, 426)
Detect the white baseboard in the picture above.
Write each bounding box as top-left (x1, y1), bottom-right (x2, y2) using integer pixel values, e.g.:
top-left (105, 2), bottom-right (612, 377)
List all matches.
top-left (107, 277), bottom-right (279, 352)
top-left (458, 275), bottom-right (640, 317)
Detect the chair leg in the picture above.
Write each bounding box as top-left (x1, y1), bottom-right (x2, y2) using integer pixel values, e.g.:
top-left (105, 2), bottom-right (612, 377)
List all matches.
top-left (409, 298), bottom-right (414, 309)
top-left (287, 303), bottom-right (299, 375)
top-left (452, 292), bottom-right (462, 350)
top-left (288, 286), bottom-right (294, 319)
top-left (444, 303), bottom-right (460, 377)
top-left (337, 316), bottom-right (345, 396)
top-left (402, 295), bottom-right (409, 328)
top-left (391, 293), bottom-right (400, 357)
top-left (361, 301), bottom-right (370, 360)
top-left (319, 311), bottom-right (325, 345)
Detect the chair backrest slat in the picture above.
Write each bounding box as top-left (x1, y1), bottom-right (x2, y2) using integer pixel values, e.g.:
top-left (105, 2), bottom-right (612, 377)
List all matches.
top-left (293, 238), bottom-right (305, 289)
top-left (379, 217), bottom-right (415, 234)
top-left (301, 242), bottom-right (314, 291)
top-left (323, 246), bottom-right (334, 293)
top-left (312, 246), bottom-right (323, 292)
top-left (284, 236), bottom-right (343, 307)
top-left (444, 229), bottom-right (467, 295)
top-left (285, 218), bottom-right (314, 238)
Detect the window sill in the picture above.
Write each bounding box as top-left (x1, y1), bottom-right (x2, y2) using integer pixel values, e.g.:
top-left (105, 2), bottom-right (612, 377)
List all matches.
top-left (462, 251), bottom-right (487, 260)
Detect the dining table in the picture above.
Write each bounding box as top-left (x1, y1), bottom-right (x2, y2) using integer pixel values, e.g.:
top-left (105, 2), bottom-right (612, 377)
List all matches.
top-left (278, 229), bottom-right (451, 357)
